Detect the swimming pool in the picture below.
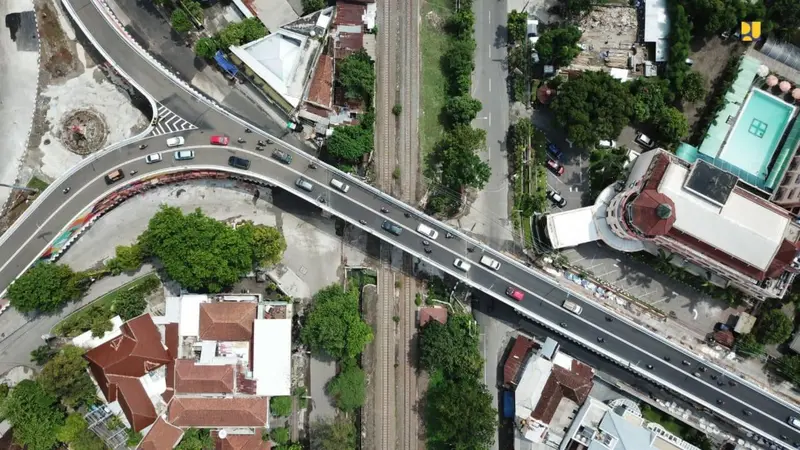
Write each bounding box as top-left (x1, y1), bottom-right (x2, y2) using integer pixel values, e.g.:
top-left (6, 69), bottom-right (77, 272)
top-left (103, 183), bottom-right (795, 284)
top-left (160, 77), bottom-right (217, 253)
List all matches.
top-left (717, 89), bottom-right (795, 180)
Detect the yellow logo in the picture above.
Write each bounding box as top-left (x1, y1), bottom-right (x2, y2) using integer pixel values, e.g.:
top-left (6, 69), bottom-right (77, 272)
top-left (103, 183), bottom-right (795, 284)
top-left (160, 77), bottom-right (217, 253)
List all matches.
top-left (741, 22), bottom-right (761, 41)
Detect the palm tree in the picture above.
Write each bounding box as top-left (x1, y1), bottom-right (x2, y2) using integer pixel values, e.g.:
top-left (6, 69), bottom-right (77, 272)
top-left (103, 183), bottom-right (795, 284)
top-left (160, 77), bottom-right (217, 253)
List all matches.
top-left (654, 249), bottom-right (674, 273)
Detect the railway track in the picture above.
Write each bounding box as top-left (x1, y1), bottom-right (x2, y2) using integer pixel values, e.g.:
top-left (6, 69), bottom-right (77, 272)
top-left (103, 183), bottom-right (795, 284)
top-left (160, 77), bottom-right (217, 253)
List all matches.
top-left (399, 273), bottom-right (415, 450)
top-left (399, 0), bottom-right (419, 204)
top-left (376, 0), bottom-right (394, 191)
top-left (379, 249), bottom-right (396, 450)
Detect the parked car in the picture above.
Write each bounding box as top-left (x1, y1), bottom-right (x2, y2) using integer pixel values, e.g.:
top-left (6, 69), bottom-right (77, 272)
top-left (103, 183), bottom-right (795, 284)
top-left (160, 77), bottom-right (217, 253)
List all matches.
top-left (166, 136), bottom-right (185, 147)
top-left (144, 153), bottom-right (162, 164)
top-left (546, 142), bottom-right (563, 160)
top-left (546, 158), bottom-right (564, 176)
top-left (598, 139), bottom-right (617, 148)
top-left (506, 286), bottom-right (524, 301)
top-left (547, 190), bottom-right (567, 208)
top-left (635, 132), bottom-right (655, 148)
top-left (210, 135), bottom-right (229, 146)
top-left (714, 322), bottom-right (731, 332)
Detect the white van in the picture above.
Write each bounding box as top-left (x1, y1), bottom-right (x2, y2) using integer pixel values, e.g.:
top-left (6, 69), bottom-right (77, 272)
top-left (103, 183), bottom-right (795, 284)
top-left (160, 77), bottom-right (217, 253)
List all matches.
top-left (174, 150), bottom-right (194, 160)
top-left (166, 136), bottom-right (185, 147)
top-left (416, 223), bottom-right (439, 240)
top-left (789, 416), bottom-right (800, 429)
top-left (453, 258), bottom-right (471, 272)
top-left (330, 179), bottom-right (350, 193)
top-left (562, 300), bottom-right (583, 315)
top-left (480, 255), bottom-right (501, 270)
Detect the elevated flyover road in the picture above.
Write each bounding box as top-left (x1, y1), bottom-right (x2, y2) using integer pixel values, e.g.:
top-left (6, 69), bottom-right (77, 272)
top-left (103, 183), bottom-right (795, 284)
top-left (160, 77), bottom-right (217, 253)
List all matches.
top-left (0, 0), bottom-right (791, 447)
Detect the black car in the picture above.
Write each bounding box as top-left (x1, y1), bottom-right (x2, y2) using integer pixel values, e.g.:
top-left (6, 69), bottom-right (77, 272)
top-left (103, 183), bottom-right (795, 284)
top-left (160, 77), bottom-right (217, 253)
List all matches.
top-left (381, 220), bottom-right (402, 236)
top-left (228, 156), bottom-right (251, 170)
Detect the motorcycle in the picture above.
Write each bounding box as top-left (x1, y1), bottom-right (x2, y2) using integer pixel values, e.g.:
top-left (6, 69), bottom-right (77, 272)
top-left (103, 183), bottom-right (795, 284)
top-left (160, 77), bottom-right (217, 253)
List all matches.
top-left (130, 170), bottom-right (138, 175)
top-left (308, 163), bottom-right (318, 170)
top-left (237, 137), bottom-right (246, 143)
top-left (139, 144), bottom-right (147, 150)
top-left (380, 207), bottom-right (389, 213)
top-left (359, 219), bottom-right (367, 225)
top-left (445, 232), bottom-right (453, 239)
top-left (63, 187), bottom-right (71, 194)
top-left (245, 128), bottom-right (252, 133)
top-left (257, 140), bottom-right (266, 146)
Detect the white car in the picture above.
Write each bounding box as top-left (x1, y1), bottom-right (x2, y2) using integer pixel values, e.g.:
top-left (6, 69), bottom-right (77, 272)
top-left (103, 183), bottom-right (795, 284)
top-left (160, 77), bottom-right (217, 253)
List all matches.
top-left (598, 139), bottom-right (617, 148)
top-left (416, 223), bottom-right (439, 240)
top-left (562, 300), bottom-right (583, 315)
top-left (166, 136), bottom-right (185, 147)
top-left (145, 153), bottom-right (162, 164)
top-left (635, 132), bottom-right (655, 148)
top-left (453, 258), bottom-right (472, 272)
top-left (479, 255), bottom-right (501, 270)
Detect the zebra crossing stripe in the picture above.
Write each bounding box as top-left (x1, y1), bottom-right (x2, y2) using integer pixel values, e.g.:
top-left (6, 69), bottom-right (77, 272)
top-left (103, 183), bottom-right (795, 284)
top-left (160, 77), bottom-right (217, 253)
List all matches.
top-left (151, 103), bottom-right (197, 137)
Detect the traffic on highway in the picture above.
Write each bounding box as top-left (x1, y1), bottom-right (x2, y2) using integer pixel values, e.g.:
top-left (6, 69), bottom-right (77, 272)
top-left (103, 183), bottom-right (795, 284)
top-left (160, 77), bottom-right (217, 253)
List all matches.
top-left (0, 0), bottom-right (792, 447)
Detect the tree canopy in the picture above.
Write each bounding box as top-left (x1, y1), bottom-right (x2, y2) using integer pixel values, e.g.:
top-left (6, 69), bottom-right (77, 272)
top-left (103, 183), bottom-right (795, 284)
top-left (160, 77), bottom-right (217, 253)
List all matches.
top-left (194, 37), bottom-right (219, 59)
top-left (680, 71), bottom-right (706, 103)
top-left (137, 206), bottom-right (277, 292)
top-left (112, 289), bottom-right (148, 321)
top-left (654, 106), bottom-right (689, 144)
top-left (270, 396), bottom-right (292, 417)
top-left (236, 221), bottom-right (287, 267)
top-left (3, 380), bottom-right (65, 450)
top-left (443, 39), bottom-right (476, 96)
top-left (419, 314), bottom-right (483, 380)
top-left (218, 18), bottom-right (268, 48)
top-left (310, 417), bottom-right (356, 450)
top-left (425, 378), bottom-right (496, 450)
top-left (106, 244), bottom-right (143, 275)
top-left (325, 121), bottom-right (374, 164)
top-left (38, 345), bottom-right (98, 409)
top-left (735, 333), bottom-right (764, 357)
top-left (444, 96), bottom-right (483, 127)
top-left (550, 71), bottom-right (633, 149)
top-left (534, 25), bottom-right (582, 67)
top-left (176, 428), bottom-right (213, 450)
top-left (270, 427), bottom-right (290, 445)
top-left (588, 146), bottom-right (629, 203)
top-left (171, 9), bottom-right (193, 33)
top-left (629, 77), bottom-right (671, 123)
top-left (777, 354), bottom-right (800, 384)
top-left (427, 125), bottom-right (491, 191)
top-left (8, 262), bottom-right (83, 313)
top-left (755, 309), bottom-right (794, 345)
top-left (507, 10), bottom-right (527, 44)
top-left (301, 284), bottom-right (373, 360)
top-left (326, 358), bottom-right (366, 412)
top-left (301, 0), bottom-right (326, 15)
top-left (337, 49), bottom-right (375, 104)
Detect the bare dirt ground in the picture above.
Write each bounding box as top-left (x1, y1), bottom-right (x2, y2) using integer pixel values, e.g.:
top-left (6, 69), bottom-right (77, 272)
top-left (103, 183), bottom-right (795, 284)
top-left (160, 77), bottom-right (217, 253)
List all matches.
top-left (573, 6), bottom-right (638, 70)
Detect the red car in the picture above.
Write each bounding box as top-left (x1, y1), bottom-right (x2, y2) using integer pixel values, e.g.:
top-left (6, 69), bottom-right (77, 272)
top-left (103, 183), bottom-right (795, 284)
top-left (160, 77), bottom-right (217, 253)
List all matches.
top-left (210, 135), bottom-right (229, 146)
top-left (546, 159), bottom-right (564, 176)
top-left (506, 286), bottom-right (525, 302)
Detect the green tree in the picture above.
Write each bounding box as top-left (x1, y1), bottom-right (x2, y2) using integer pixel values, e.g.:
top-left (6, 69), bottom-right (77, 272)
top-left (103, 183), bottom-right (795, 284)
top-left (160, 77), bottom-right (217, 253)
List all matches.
top-left (182, 0), bottom-right (204, 21)
top-left (219, 22), bottom-right (246, 47)
top-left (534, 25), bottom-right (582, 67)
top-left (301, 284), bottom-right (373, 360)
top-left (587, 146), bottom-right (629, 202)
top-left (768, 0), bottom-right (800, 37)
top-left (447, 8), bottom-right (475, 39)
top-left (138, 206), bottom-right (255, 292)
top-left (507, 10), bottom-right (527, 45)
top-left (680, 71), bottom-right (706, 103)
top-left (113, 289), bottom-right (148, 320)
top-left (444, 96), bottom-right (483, 127)
top-left (425, 378), bottom-right (496, 450)
top-left (755, 309), bottom-right (794, 345)
top-left (240, 17), bottom-right (268, 42)
top-left (38, 345), bottom-right (98, 409)
top-left (237, 221), bottom-right (287, 266)
top-left (560, 0), bottom-right (592, 18)
top-left (2, 380), bottom-right (65, 450)
top-left (550, 71), bottom-right (633, 149)
top-left (337, 49), bottom-right (375, 103)
top-left (684, 429), bottom-right (714, 450)
top-left (302, 0), bottom-right (326, 14)
top-left (270, 427), bottom-right (290, 445)
top-left (30, 345), bottom-right (58, 365)
top-left (419, 315), bottom-right (483, 380)
top-left (57, 413), bottom-right (88, 444)
top-left (176, 428), bottom-right (213, 450)
top-left (194, 37), bottom-right (219, 59)
top-left (171, 9), bottom-right (193, 33)
top-left (8, 263), bottom-right (82, 313)
top-left (326, 124), bottom-right (374, 164)
top-left (428, 125), bottom-right (491, 191)
top-left (629, 77), bottom-right (670, 123)
top-left (735, 333), bottom-right (764, 357)
top-left (270, 396), bottom-right (292, 417)
top-left (654, 106), bottom-right (688, 144)
top-left (106, 244), bottom-right (143, 275)
top-left (444, 39), bottom-right (476, 96)
top-left (309, 417), bottom-right (356, 450)
top-left (776, 354), bottom-right (800, 384)
top-left (326, 359), bottom-right (366, 412)
top-left (127, 429), bottom-right (143, 447)
top-left (90, 314), bottom-right (113, 338)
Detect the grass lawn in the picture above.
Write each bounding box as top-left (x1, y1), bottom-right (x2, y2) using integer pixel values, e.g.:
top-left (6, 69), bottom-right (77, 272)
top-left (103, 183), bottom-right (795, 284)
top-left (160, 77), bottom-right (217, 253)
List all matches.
top-left (54, 272), bottom-right (160, 337)
top-left (419, 0), bottom-right (454, 157)
top-left (27, 176), bottom-right (49, 192)
top-left (641, 405), bottom-right (688, 438)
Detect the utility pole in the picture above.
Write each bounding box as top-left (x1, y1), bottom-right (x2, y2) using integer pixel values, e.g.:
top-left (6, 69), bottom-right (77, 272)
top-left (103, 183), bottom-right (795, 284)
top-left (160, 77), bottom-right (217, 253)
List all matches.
top-left (0, 184), bottom-right (40, 194)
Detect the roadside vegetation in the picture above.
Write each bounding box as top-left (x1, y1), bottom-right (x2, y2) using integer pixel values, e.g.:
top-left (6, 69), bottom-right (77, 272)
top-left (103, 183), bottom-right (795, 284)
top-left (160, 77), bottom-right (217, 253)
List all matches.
top-left (420, 0), bottom-right (453, 159)
top-left (507, 120), bottom-right (547, 246)
top-left (641, 405), bottom-right (713, 450)
top-left (419, 314), bottom-right (496, 449)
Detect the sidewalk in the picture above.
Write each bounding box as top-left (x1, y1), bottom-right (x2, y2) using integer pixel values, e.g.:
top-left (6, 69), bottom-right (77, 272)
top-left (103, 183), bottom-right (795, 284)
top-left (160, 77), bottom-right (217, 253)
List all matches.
top-left (0, 264), bottom-right (156, 374)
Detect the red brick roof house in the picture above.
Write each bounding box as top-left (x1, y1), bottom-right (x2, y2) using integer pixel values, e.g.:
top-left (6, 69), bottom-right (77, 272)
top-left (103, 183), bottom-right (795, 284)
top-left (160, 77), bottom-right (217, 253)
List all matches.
top-left (199, 302), bottom-right (257, 341)
top-left (84, 314), bottom-right (172, 432)
top-left (504, 335), bottom-right (536, 386)
top-left (306, 54), bottom-right (334, 111)
top-left (531, 359), bottom-right (594, 425)
top-left (174, 360), bottom-right (236, 394)
top-left (168, 397), bottom-right (268, 428)
top-left (214, 430), bottom-right (271, 450)
top-left (137, 417), bottom-right (184, 450)
top-left (418, 307), bottom-right (448, 327)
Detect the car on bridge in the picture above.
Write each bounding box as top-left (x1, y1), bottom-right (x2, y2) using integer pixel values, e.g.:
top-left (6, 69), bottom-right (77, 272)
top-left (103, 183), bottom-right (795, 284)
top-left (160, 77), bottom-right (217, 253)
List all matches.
top-left (271, 150), bottom-right (292, 165)
top-left (381, 220), bottom-right (402, 236)
top-left (506, 286), bottom-right (524, 301)
top-left (228, 156), bottom-right (251, 170)
top-left (144, 153), bottom-right (162, 164)
top-left (104, 169), bottom-right (124, 185)
top-left (210, 135), bottom-right (229, 146)
top-left (166, 136), bottom-right (185, 147)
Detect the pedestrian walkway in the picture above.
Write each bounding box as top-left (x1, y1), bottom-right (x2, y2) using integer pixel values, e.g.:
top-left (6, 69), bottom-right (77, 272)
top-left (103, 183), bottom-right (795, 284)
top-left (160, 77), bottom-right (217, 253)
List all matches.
top-left (151, 104), bottom-right (197, 136)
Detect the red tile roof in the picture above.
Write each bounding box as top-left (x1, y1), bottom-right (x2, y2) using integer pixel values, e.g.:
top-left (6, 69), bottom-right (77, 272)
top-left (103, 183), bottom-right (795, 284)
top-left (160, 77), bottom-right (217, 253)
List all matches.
top-left (168, 397), bottom-right (268, 428)
top-left (307, 54), bottom-right (334, 110)
top-left (530, 359), bottom-right (594, 425)
top-left (214, 430), bottom-right (271, 450)
top-left (334, 2), bottom-right (366, 26)
top-left (334, 32), bottom-right (364, 60)
top-left (84, 314), bottom-right (172, 432)
top-left (714, 330), bottom-right (735, 348)
top-left (163, 323), bottom-right (179, 403)
top-left (504, 335), bottom-right (536, 386)
top-left (419, 307), bottom-right (448, 327)
top-left (137, 417), bottom-right (184, 450)
top-left (628, 189), bottom-right (676, 236)
top-left (175, 360), bottom-right (235, 394)
top-left (199, 302), bottom-right (257, 341)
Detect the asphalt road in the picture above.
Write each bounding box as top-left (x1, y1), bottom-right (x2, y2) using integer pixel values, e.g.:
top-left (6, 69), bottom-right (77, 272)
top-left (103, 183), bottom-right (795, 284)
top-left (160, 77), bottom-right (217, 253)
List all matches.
top-left (1, 0), bottom-right (794, 446)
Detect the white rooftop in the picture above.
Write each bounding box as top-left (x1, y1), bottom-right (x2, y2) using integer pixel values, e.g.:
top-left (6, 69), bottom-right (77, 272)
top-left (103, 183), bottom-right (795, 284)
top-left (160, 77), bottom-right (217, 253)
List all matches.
top-left (546, 206), bottom-right (600, 249)
top-left (252, 319), bottom-right (292, 396)
top-left (231, 28), bottom-right (318, 108)
top-left (658, 162), bottom-right (789, 271)
top-left (179, 294), bottom-right (208, 337)
top-left (363, 3), bottom-right (376, 30)
top-left (247, 0), bottom-right (299, 33)
top-left (515, 356), bottom-right (552, 412)
top-left (644, 0), bottom-right (669, 62)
